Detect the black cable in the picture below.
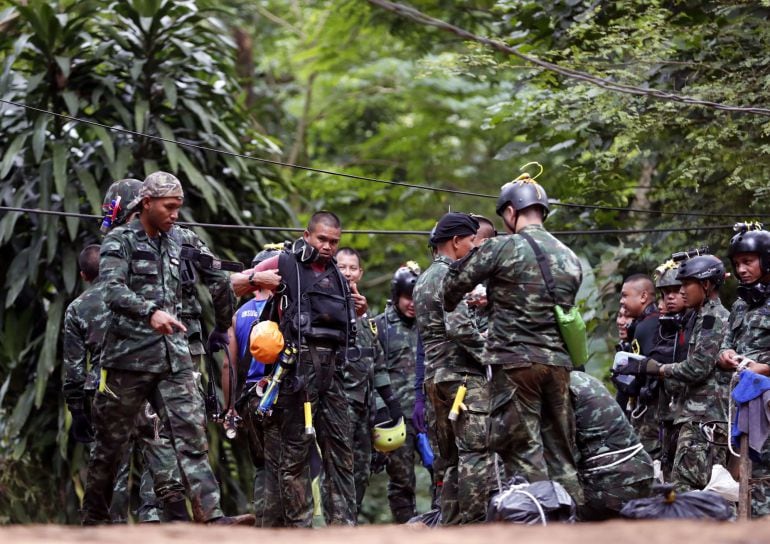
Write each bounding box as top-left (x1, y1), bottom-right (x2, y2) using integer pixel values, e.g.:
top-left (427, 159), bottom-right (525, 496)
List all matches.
top-left (0, 205), bottom-right (739, 237)
top-left (2, 98), bottom-right (768, 220)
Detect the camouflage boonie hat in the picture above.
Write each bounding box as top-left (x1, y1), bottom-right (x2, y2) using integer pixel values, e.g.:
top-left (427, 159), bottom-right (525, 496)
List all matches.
top-left (127, 171), bottom-right (184, 209)
top-left (141, 171), bottom-right (184, 199)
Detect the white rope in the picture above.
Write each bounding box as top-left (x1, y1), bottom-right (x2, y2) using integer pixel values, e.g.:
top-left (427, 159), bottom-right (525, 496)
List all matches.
top-left (493, 483), bottom-right (548, 526)
top-left (728, 356), bottom-right (752, 458)
top-left (512, 489), bottom-right (547, 526)
top-left (583, 444), bottom-right (646, 474)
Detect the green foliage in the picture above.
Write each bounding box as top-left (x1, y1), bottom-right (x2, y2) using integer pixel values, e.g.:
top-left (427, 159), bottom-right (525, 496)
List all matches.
top-left (3, 0), bottom-right (770, 523)
top-left (0, 0), bottom-right (292, 522)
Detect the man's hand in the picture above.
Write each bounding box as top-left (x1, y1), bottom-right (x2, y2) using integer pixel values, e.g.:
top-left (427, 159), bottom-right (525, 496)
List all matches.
top-left (613, 357), bottom-right (661, 376)
top-left (350, 282), bottom-right (368, 316)
top-left (231, 269), bottom-right (281, 297)
top-left (207, 327), bottom-right (230, 353)
top-left (150, 310), bottom-right (187, 335)
top-left (718, 349), bottom-right (740, 370)
top-left (746, 361), bottom-right (770, 377)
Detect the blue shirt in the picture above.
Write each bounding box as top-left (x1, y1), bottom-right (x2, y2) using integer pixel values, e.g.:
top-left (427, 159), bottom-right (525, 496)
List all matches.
top-left (235, 298), bottom-right (268, 383)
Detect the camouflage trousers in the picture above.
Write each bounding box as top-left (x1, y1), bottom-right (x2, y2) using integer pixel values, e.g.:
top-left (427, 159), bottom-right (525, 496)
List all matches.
top-left (671, 421), bottom-right (726, 492)
top-left (750, 447), bottom-right (770, 518)
top-left (629, 394), bottom-right (662, 459)
top-left (347, 399), bottom-right (372, 513)
top-left (82, 367), bottom-right (223, 524)
top-left (243, 392), bottom-right (266, 526)
top-left (423, 378), bottom-right (445, 510)
top-left (426, 375), bottom-right (492, 524)
top-left (89, 402), bottom-right (186, 523)
top-left (262, 351), bottom-right (356, 527)
top-left (488, 364), bottom-right (583, 504)
top-left (384, 419), bottom-right (417, 523)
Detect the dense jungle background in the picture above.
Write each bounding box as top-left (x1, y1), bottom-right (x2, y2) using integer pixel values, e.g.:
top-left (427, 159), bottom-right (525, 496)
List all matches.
top-left (1, 0), bottom-right (770, 524)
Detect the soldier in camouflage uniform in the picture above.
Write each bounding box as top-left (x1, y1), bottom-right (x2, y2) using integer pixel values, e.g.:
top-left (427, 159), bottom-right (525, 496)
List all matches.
top-left (616, 254), bottom-right (730, 491)
top-left (372, 264), bottom-right (421, 523)
top-left (413, 212), bottom-right (492, 524)
top-left (569, 371), bottom-right (654, 520)
top-left (336, 247), bottom-right (390, 514)
top-left (65, 181), bottom-right (189, 523)
top-left (82, 172), bottom-right (244, 525)
top-left (719, 226), bottom-right (770, 517)
top-left (443, 175), bottom-right (584, 503)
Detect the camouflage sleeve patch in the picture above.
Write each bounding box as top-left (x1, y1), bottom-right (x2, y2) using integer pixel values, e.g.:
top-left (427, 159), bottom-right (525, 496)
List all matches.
top-left (702, 315), bottom-right (716, 330)
top-left (368, 319), bottom-right (378, 335)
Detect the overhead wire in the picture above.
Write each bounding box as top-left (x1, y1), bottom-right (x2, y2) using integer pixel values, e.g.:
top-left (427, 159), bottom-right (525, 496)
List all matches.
top-left (0, 205), bottom-right (739, 237)
top-left (1, 98), bottom-right (768, 220)
top-left (366, 0), bottom-right (770, 117)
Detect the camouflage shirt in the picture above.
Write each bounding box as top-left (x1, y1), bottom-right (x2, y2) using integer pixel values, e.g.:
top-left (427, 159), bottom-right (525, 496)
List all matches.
top-left (342, 315), bottom-right (387, 405)
top-left (663, 298), bottom-right (731, 424)
top-left (62, 281), bottom-right (109, 410)
top-left (169, 225), bottom-right (235, 356)
top-left (99, 218), bottom-right (192, 373)
top-left (444, 225), bottom-right (582, 368)
top-left (720, 295), bottom-right (770, 365)
top-left (570, 372), bottom-right (653, 486)
top-left (373, 304), bottom-right (417, 413)
top-left (413, 255), bottom-right (485, 383)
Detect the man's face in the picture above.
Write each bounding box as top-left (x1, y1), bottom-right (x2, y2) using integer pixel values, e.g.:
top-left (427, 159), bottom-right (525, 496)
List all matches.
top-left (733, 252), bottom-right (762, 284)
top-left (620, 282), bottom-right (646, 318)
top-left (336, 252), bottom-right (363, 284)
top-left (144, 197), bottom-right (182, 232)
top-left (304, 223), bottom-right (341, 262)
top-left (397, 294), bottom-right (415, 318)
top-left (679, 279), bottom-right (705, 309)
top-left (456, 234), bottom-right (476, 259)
top-left (616, 308), bottom-right (631, 340)
top-left (474, 224), bottom-right (495, 246)
top-left (661, 285), bottom-right (686, 314)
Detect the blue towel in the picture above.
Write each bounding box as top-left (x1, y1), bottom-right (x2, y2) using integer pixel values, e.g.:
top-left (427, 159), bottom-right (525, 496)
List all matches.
top-left (732, 370), bottom-right (770, 461)
top-left (732, 370), bottom-right (770, 403)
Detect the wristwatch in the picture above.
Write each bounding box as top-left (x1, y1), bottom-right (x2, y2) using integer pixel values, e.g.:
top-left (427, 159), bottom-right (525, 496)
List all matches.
top-left (248, 272), bottom-right (257, 287)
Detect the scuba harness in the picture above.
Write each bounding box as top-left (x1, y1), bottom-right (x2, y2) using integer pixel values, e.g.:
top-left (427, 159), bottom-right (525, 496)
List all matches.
top-left (251, 239), bottom-right (357, 421)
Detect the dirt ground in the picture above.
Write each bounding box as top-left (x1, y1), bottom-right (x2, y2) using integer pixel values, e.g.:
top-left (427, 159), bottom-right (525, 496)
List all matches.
top-left (4, 520), bottom-right (770, 544)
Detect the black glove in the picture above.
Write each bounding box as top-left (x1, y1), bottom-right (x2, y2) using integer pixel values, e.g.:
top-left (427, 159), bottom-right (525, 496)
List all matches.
top-left (371, 450), bottom-right (387, 474)
top-left (207, 327), bottom-right (230, 353)
top-left (614, 357), bottom-right (661, 376)
top-left (374, 406), bottom-right (391, 426)
top-left (69, 407), bottom-right (94, 443)
top-left (385, 397), bottom-right (403, 423)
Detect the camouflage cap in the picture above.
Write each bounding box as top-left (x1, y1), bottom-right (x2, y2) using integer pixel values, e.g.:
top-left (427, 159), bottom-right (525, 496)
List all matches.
top-left (126, 171), bottom-right (184, 209)
top-left (140, 171), bottom-right (184, 200)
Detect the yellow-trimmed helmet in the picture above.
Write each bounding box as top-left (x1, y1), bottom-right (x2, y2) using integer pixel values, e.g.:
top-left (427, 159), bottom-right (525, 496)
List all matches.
top-left (372, 416), bottom-right (406, 453)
